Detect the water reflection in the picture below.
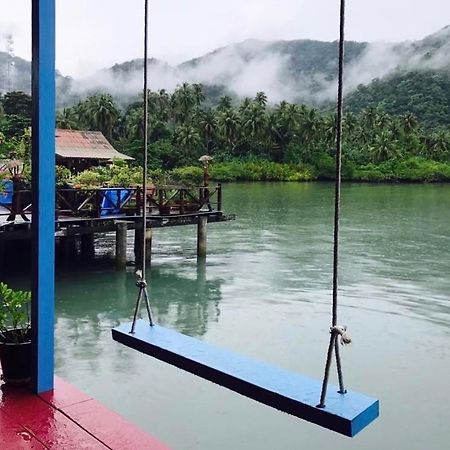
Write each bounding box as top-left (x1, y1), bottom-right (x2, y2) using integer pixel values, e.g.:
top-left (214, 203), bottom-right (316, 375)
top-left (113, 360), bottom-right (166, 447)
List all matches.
top-left (4, 182), bottom-right (450, 450)
top-left (55, 261), bottom-right (223, 339)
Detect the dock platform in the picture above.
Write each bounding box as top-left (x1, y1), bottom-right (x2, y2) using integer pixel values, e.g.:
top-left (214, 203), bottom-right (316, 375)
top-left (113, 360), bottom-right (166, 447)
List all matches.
top-left (0, 375), bottom-right (170, 449)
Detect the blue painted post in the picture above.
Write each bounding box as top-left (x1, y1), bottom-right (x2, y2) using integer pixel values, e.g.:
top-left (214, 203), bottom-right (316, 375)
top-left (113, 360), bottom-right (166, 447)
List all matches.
top-left (31, 0), bottom-right (56, 393)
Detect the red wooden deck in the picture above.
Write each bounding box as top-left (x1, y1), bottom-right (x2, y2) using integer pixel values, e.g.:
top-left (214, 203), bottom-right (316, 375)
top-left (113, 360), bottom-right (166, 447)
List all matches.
top-left (0, 376), bottom-right (170, 449)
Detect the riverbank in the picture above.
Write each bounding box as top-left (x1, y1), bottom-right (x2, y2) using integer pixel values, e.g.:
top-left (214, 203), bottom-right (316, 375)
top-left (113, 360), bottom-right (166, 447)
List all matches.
top-left (163, 157), bottom-right (450, 185)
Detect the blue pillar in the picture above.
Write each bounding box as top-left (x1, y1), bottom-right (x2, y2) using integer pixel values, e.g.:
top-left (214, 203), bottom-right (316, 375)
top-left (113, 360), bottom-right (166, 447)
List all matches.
top-left (31, 0), bottom-right (56, 393)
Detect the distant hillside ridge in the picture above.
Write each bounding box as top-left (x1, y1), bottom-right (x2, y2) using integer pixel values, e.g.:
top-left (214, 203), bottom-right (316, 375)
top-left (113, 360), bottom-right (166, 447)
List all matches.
top-left (1, 25), bottom-right (449, 126)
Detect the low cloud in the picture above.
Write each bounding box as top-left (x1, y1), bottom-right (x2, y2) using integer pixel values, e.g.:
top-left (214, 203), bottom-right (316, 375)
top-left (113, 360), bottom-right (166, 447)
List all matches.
top-left (63, 27), bottom-right (450, 107)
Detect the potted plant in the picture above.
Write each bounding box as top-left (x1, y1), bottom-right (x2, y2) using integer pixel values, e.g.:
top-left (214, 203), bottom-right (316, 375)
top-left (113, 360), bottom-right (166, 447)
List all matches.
top-left (0, 282), bottom-right (32, 385)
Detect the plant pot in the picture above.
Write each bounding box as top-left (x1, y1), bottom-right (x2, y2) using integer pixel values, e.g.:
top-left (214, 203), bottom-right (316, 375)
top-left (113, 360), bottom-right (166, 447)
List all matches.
top-left (0, 330), bottom-right (32, 386)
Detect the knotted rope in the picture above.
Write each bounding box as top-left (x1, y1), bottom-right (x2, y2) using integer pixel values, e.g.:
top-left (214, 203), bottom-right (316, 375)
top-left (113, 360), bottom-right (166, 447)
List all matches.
top-left (317, 0), bottom-right (349, 409)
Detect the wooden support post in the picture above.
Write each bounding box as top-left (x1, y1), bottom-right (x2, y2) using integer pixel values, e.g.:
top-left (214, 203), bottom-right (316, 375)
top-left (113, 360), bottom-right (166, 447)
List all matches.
top-left (134, 227), bottom-right (141, 269)
top-left (134, 226), bottom-right (152, 268)
top-left (80, 233), bottom-right (95, 261)
top-left (61, 236), bottom-right (78, 262)
top-left (145, 228), bottom-right (152, 265)
top-left (197, 216), bottom-right (208, 258)
top-left (217, 183), bottom-right (222, 211)
top-left (115, 221), bottom-right (128, 270)
top-left (180, 189), bottom-right (185, 215)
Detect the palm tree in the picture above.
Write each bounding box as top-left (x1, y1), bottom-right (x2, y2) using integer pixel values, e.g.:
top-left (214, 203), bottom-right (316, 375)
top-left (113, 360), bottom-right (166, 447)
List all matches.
top-left (255, 91), bottom-right (268, 107)
top-left (56, 108), bottom-right (78, 129)
top-left (239, 97), bottom-right (252, 115)
top-left (172, 83), bottom-right (196, 124)
top-left (217, 96), bottom-right (232, 112)
top-left (174, 125), bottom-right (201, 159)
top-left (370, 130), bottom-right (399, 162)
top-left (198, 110), bottom-right (218, 152)
top-left (426, 129), bottom-right (450, 161)
top-left (192, 83), bottom-right (205, 110)
top-left (125, 107), bottom-right (144, 140)
top-left (300, 108), bottom-right (319, 145)
top-left (241, 102), bottom-right (267, 140)
top-left (217, 108), bottom-right (241, 151)
top-left (401, 113), bottom-right (418, 135)
top-left (77, 94), bottom-right (120, 141)
top-left (343, 112), bottom-right (358, 140)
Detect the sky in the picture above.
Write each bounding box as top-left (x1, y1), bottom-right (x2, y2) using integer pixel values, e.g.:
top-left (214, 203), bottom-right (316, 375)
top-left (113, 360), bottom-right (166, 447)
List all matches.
top-left (0, 0), bottom-right (449, 77)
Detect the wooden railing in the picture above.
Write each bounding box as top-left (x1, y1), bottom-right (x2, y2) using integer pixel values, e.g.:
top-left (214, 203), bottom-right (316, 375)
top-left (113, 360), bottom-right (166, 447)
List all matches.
top-left (149, 184), bottom-right (222, 215)
top-left (0, 184), bottom-right (223, 222)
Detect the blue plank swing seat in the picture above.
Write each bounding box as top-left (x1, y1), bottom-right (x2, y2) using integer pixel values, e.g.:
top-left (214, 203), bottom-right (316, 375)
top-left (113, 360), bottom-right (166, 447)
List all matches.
top-left (112, 0), bottom-right (379, 438)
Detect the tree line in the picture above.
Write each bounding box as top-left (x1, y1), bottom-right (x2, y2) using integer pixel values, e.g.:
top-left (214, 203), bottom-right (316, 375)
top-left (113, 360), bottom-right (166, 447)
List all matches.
top-left (1, 85), bottom-right (450, 182)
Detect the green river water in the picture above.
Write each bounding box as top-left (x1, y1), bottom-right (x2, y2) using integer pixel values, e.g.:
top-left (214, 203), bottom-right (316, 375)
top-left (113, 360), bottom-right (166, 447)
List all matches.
top-left (11, 182), bottom-right (450, 449)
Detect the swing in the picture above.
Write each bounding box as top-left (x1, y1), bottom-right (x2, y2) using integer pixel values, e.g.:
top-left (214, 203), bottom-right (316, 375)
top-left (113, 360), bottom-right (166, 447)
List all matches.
top-left (112, 0), bottom-right (379, 437)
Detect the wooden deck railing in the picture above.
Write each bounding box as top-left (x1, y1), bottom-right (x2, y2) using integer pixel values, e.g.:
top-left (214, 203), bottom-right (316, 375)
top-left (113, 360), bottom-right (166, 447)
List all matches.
top-left (0, 184), bottom-right (223, 222)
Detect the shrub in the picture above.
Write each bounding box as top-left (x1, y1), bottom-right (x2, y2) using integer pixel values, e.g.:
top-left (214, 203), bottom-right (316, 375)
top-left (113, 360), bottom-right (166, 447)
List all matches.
top-left (170, 166), bottom-right (204, 186)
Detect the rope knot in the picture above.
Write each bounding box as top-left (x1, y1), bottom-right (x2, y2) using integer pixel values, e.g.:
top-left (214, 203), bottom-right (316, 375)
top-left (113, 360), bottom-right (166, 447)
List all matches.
top-left (331, 325), bottom-right (351, 346)
top-left (135, 269), bottom-right (147, 288)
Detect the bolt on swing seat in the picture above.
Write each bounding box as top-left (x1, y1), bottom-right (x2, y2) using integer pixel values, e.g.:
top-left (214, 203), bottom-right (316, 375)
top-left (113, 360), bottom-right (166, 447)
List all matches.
top-left (112, 321), bottom-right (379, 437)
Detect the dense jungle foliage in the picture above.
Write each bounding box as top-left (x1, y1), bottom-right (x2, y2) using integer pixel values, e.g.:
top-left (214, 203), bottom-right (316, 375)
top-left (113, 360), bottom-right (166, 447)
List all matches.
top-left (1, 86), bottom-right (449, 185)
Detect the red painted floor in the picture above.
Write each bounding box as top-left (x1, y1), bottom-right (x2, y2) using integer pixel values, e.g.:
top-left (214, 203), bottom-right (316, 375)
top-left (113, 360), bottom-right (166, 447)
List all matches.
top-left (0, 376), bottom-right (171, 450)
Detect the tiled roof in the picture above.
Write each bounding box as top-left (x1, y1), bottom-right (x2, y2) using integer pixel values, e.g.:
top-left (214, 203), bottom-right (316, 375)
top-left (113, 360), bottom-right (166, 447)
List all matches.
top-left (55, 129), bottom-right (134, 161)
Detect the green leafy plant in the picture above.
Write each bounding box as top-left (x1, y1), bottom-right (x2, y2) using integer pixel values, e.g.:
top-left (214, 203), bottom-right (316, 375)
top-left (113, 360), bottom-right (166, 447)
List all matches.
top-left (56, 165), bottom-right (72, 187)
top-left (0, 282), bottom-right (31, 344)
top-left (71, 161), bottom-right (144, 188)
top-left (170, 166), bottom-right (203, 186)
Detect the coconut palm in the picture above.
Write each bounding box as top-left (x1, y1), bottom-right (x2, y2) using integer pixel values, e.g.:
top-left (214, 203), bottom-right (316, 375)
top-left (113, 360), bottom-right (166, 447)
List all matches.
top-left (241, 103), bottom-right (267, 140)
top-left (192, 83), bottom-right (205, 110)
top-left (217, 96), bottom-right (232, 112)
top-left (402, 113), bottom-right (419, 135)
top-left (174, 124), bottom-right (201, 159)
top-left (255, 91), bottom-right (268, 107)
top-left (217, 108), bottom-right (241, 151)
top-left (300, 108), bottom-right (320, 145)
top-left (56, 108), bottom-right (78, 130)
top-left (370, 130), bottom-right (399, 162)
top-left (78, 94), bottom-right (120, 141)
top-left (198, 110), bottom-right (218, 152)
top-left (172, 83), bottom-right (196, 124)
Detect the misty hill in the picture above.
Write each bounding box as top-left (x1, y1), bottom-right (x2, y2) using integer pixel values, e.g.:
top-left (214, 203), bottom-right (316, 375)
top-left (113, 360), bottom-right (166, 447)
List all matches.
top-left (0, 52), bottom-right (31, 93)
top-left (1, 25), bottom-right (450, 126)
top-left (346, 71), bottom-right (450, 128)
top-left (0, 50), bottom-right (74, 101)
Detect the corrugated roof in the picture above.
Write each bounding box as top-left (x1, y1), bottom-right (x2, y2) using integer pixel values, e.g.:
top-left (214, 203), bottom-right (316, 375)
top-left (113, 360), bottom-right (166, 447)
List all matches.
top-left (55, 129), bottom-right (134, 161)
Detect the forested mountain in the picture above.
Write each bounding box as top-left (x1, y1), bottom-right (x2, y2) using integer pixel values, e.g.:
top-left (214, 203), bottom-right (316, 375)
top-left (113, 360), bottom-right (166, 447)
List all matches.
top-left (1, 25), bottom-right (449, 126)
top-left (0, 52), bottom-right (31, 93)
top-left (0, 50), bottom-right (73, 100)
top-left (345, 71), bottom-right (450, 128)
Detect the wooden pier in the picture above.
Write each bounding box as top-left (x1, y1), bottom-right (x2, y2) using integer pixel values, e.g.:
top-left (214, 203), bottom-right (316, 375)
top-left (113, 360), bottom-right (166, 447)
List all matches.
top-left (0, 373), bottom-right (170, 449)
top-left (0, 184), bottom-right (235, 268)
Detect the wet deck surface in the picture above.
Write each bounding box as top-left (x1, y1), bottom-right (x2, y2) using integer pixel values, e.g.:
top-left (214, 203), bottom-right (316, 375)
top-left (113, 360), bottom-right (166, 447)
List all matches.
top-left (0, 376), bottom-right (170, 449)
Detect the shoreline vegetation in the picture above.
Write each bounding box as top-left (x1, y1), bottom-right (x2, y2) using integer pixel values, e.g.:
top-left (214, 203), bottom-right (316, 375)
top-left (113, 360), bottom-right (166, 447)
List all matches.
top-left (1, 85), bottom-right (449, 186)
top-left (166, 158), bottom-right (450, 184)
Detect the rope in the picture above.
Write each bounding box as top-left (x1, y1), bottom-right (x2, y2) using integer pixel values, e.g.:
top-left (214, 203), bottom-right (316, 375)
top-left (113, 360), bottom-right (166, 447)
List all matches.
top-left (131, 0), bottom-right (153, 333)
top-left (317, 0), bottom-right (348, 408)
